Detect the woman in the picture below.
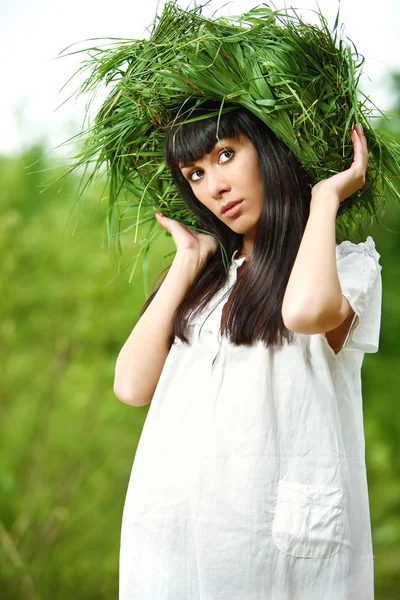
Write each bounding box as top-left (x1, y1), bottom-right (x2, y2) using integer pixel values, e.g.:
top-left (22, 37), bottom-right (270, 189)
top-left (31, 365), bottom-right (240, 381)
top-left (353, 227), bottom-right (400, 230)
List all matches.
top-left (114, 105), bottom-right (382, 599)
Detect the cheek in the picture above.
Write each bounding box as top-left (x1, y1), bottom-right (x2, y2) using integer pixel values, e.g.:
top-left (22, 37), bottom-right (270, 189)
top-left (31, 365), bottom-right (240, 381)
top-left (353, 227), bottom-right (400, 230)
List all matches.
top-left (200, 197), bottom-right (215, 213)
top-left (190, 187), bottom-right (207, 207)
top-left (193, 191), bottom-right (218, 217)
top-left (194, 187), bottom-right (214, 212)
top-left (254, 169), bottom-right (264, 199)
top-left (246, 169), bottom-right (263, 200)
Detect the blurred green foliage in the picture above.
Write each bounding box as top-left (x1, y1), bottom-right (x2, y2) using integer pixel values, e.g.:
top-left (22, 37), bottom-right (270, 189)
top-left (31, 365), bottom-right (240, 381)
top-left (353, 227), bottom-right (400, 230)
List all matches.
top-left (0, 149), bottom-right (174, 599)
top-left (0, 78), bottom-right (399, 598)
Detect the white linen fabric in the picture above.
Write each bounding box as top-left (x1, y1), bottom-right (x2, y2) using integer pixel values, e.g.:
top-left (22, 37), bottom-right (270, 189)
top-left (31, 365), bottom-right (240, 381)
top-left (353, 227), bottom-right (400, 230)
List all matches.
top-left (119, 236), bottom-right (382, 600)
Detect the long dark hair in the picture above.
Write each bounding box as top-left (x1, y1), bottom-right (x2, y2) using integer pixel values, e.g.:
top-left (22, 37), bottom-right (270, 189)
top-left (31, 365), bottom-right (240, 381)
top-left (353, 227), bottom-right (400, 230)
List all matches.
top-left (142, 102), bottom-right (314, 347)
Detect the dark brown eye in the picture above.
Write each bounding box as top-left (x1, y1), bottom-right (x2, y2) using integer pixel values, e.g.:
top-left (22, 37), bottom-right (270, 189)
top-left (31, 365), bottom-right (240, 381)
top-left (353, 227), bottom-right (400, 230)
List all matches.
top-left (219, 149), bottom-right (234, 163)
top-left (189, 169), bottom-right (203, 182)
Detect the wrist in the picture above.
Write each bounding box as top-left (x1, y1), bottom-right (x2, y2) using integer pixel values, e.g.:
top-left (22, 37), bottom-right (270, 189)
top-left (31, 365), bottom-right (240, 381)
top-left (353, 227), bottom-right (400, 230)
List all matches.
top-left (310, 190), bottom-right (340, 214)
top-left (172, 250), bottom-right (204, 279)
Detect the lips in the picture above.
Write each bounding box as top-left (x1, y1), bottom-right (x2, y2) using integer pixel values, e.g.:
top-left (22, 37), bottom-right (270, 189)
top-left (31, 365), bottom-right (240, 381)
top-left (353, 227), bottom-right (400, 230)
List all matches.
top-left (222, 200), bottom-right (243, 215)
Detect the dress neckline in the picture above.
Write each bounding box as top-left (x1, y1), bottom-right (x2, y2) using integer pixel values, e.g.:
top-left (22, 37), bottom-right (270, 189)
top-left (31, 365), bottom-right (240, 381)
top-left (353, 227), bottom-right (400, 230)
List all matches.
top-left (231, 249), bottom-right (247, 267)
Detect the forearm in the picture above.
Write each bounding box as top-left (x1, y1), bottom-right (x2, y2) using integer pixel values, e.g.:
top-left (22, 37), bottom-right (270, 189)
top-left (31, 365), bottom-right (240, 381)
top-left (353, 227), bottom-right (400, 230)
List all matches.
top-left (114, 252), bottom-right (200, 406)
top-left (282, 192), bottom-right (342, 322)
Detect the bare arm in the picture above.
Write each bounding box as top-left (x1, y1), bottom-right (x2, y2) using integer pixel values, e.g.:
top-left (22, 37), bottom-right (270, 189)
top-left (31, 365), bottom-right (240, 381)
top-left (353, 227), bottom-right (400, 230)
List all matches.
top-left (114, 253), bottom-right (200, 406)
top-left (282, 124), bottom-right (368, 335)
top-left (281, 192), bottom-right (350, 334)
top-left (114, 214), bottom-right (218, 407)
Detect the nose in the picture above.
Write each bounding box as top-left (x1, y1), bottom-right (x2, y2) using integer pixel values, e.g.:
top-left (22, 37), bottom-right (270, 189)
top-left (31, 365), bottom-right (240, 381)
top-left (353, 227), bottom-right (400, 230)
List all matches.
top-left (207, 168), bottom-right (230, 199)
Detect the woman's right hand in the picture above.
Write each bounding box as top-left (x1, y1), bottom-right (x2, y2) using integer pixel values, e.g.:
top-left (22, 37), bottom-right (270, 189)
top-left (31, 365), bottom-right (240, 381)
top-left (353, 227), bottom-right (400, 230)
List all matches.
top-left (155, 213), bottom-right (219, 270)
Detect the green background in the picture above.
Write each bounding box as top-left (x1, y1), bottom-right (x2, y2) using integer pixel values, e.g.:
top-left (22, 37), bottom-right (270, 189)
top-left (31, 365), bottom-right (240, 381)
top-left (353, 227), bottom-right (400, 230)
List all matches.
top-left (1, 76), bottom-right (399, 599)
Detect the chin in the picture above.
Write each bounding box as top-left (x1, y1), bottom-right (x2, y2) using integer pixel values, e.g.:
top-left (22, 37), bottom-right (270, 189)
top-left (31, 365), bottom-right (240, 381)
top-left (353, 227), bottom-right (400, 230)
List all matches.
top-left (225, 220), bottom-right (256, 236)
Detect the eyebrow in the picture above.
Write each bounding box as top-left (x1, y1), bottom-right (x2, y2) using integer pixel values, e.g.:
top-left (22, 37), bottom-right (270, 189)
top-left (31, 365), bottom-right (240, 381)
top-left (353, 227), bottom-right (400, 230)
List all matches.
top-left (179, 138), bottom-right (237, 171)
top-left (180, 161), bottom-right (195, 169)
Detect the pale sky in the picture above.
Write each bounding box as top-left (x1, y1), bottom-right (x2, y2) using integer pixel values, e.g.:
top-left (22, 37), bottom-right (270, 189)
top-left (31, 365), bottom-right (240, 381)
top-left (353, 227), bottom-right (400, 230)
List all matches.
top-left (1, 0), bottom-right (399, 156)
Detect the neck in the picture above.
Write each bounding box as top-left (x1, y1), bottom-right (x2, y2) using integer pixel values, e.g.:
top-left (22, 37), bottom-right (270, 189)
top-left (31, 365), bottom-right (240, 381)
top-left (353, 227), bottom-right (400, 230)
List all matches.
top-left (238, 236), bottom-right (253, 260)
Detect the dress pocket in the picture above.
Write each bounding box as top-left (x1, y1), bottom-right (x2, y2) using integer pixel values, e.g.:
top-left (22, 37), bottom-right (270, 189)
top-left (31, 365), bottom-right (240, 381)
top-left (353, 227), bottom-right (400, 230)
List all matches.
top-left (272, 479), bottom-right (344, 558)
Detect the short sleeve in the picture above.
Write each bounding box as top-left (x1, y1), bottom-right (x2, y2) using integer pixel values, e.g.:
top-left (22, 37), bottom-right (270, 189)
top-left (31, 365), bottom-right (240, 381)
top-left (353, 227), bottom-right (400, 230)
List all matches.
top-left (336, 236), bottom-right (382, 354)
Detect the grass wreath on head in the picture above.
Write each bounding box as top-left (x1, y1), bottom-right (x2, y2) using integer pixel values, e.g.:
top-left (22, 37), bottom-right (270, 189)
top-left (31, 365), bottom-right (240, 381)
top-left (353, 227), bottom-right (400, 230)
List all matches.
top-left (60, 0), bottom-right (400, 284)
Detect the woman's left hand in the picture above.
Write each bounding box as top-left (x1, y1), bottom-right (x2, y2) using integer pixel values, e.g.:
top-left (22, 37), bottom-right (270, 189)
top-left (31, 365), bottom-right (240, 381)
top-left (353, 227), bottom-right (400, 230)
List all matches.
top-left (311, 124), bottom-right (368, 205)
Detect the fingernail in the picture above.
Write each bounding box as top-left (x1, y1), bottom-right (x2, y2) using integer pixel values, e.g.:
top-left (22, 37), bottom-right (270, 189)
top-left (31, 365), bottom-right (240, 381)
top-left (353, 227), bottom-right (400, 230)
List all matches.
top-left (356, 123), bottom-right (363, 134)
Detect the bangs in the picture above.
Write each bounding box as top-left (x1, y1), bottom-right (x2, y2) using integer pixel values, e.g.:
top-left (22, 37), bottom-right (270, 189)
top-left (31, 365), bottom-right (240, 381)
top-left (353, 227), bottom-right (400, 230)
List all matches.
top-left (164, 106), bottom-right (244, 170)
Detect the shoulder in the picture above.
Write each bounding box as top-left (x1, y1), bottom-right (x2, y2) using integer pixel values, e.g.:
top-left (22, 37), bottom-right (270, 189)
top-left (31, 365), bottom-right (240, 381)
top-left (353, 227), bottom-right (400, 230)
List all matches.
top-left (336, 236), bottom-right (381, 265)
top-left (335, 236), bottom-right (382, 307)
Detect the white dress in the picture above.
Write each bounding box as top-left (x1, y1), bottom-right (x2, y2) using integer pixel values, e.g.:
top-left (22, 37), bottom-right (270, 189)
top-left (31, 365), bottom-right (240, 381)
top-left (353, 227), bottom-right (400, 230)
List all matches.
top-left (119, 236), bottom-right (382, 600)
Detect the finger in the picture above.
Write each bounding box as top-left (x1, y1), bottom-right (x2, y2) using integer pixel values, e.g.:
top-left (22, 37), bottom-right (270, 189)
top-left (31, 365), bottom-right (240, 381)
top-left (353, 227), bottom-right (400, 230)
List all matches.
top-left (351, 127), bottom-right (368, 170)
top-left (155, 213), bottom-right (172, 233)
top-left (155, 213), bottom-right (174, 225)
top-left (354, 124), bottom-right (369, 156)
top-left (156, 213), bottom-right (179, 224)
top-left (156, 214), bottom-right (192, 239)
top-left (355, 124), bottom-right (369, 157)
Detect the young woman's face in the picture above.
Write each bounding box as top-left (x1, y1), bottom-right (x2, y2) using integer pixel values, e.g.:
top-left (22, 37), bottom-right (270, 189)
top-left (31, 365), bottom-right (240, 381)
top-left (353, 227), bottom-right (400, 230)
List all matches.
top-left (179, 134), bottom-right (264, 238)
